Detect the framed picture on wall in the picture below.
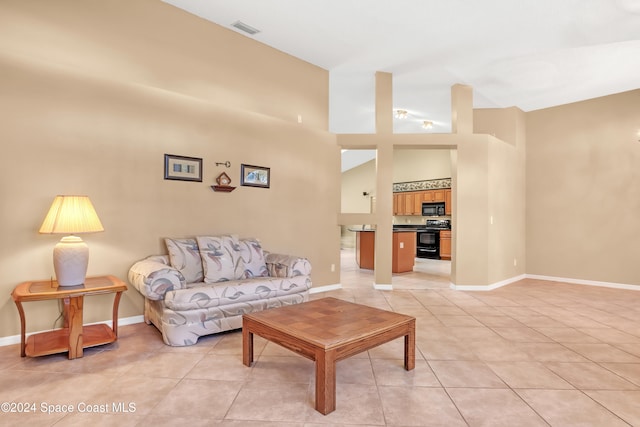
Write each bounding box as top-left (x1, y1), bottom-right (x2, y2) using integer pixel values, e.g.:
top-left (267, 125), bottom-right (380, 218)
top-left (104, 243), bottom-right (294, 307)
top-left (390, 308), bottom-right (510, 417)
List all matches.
top-left (240, 164), bottom-right (270, 188)
top-left (164, 154), bottom-right (203, 182)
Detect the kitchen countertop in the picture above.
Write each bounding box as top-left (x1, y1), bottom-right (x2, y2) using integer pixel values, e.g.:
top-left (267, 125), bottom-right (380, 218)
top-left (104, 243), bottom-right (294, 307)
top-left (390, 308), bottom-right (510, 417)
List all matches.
top-left (348, 228), bottom-right (417, 233)
top-left (349, 225), bottom-right (451, 232)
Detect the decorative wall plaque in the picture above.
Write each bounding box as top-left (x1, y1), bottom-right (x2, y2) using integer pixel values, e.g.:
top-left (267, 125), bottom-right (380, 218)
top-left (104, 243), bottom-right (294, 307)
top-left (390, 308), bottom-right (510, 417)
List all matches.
top-left (211, 172), bottom-right (236, 192)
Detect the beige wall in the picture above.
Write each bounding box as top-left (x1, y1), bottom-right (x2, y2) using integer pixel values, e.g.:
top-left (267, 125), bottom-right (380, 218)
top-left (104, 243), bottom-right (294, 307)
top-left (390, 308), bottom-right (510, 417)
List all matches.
top-left (341, 158), bottom-right (377, 214)
top-left (472, 108), bottom-right (528, 285)
top-left (0, 0), bottom-right (340, 338)
top-left (526, 90), bottom-right (640, 286)
top-left (392, 149), bottom-right (452, 183)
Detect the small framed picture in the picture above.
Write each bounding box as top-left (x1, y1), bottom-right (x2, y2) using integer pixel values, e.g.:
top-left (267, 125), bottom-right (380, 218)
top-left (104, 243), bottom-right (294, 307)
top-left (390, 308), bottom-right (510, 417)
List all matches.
top-left (164, 154), bottom-right (203, 182)
top-left (240, 164), bottom-right (270, 188)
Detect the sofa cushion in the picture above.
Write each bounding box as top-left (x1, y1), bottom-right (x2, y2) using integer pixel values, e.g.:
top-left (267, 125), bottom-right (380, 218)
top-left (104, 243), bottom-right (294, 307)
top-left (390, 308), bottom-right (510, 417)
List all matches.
top-left (163, 275), bottom-right (312, 311)
top-left (265, 252), bottom-right (312, 277)
top-left (238, 238), bottom-right (269, 278)
top-left (165, 238), bottom-right (203, 284)
top-left (197, 235), bottom-right (243, 283)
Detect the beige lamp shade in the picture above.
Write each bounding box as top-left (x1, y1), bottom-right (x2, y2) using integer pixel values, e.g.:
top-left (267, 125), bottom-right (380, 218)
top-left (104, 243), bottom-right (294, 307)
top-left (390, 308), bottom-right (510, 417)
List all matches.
top-left (39, 195), bottom-right (104, 234)
top-left (40, 196), bottom-right (104, 286)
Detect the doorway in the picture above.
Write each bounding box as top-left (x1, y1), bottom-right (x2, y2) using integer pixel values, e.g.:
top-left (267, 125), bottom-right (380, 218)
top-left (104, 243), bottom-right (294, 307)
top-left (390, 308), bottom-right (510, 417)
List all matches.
top-left (339, 147), bottom-right (454, 290)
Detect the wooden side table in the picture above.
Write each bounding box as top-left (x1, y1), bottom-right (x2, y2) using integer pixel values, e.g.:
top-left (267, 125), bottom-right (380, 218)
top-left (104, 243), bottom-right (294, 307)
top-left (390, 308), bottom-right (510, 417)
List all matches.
top-left (11, 275), bottom-right (127, 359)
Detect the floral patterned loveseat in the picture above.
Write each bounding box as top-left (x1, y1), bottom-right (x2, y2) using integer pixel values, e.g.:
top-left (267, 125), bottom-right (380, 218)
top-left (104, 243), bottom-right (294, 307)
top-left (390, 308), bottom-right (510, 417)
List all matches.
top-left (128, 235), bottom-right (311, 346)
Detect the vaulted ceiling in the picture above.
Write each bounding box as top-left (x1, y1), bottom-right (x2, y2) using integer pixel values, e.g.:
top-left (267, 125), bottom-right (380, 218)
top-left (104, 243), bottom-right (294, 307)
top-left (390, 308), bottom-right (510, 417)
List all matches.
top-left (163, 0), bottom-right (640, 135)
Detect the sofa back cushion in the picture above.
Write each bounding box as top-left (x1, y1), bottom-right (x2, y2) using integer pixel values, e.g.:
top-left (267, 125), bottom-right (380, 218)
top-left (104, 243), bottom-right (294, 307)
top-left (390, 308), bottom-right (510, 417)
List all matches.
top-left (197, 235), bottom-right (243, 283)
top-left (238, 238), bottom-right (269, 278)
top-left (164, 238), bottom-right (203, 283)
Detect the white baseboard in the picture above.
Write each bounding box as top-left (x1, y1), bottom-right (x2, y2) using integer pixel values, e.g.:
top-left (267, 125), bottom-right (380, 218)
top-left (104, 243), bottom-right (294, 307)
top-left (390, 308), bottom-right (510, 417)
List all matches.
top-left (373, 283), bottom-right (393, 291)
top-left (450, 274), bottom-right (527, 291)
top-left (309, 284), bottom-right (343, 294)
top-left (0, 315), bottom-right (144, 348)
top-left (449, 273), bottom-right (639, 292)
top-left (525, 274), bottom-right (640, 291)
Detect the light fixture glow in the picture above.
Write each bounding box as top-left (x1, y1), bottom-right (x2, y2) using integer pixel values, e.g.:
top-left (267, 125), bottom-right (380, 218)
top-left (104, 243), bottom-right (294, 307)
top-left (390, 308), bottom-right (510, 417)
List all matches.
top-left (395, 109), bottom-right (408, 119)
top-left (40, 195), bottom-right (104, 286)
top-left (422, 120), bottom-right (434, 129)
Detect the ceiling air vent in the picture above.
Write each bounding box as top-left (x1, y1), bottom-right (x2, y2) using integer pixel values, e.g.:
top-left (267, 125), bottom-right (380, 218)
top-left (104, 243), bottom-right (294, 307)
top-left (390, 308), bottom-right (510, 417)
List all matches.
top-left (231, 21), bottom-right (260, 35)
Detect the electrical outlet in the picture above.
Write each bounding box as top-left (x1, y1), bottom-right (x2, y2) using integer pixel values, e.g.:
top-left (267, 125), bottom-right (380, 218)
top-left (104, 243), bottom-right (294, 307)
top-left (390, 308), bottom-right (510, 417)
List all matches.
top-left (400, 242), bottom-right (404, 249)
top-left (514, 258), bottom-right (517, 267)
top-left (330, 263), bottom-right (335, 272)
top-left (297, 114), bottom-right (303, 123)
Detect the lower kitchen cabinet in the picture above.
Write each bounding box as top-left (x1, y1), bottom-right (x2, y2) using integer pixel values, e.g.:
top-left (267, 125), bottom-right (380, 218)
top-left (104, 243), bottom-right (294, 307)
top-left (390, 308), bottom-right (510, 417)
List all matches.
top-left (439, 230), bottom-right (451, 260)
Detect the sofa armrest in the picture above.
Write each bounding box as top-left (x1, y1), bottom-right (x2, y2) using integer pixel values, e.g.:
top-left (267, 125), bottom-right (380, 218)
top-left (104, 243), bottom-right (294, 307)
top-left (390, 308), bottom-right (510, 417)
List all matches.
top-left (265, 252), bottom-right (312, 278)
top-left (128, 255), bottom-right (187, 300)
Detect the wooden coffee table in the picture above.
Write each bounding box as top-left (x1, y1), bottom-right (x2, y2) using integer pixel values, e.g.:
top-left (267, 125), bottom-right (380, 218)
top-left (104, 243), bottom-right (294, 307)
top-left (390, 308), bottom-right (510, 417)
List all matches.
top-left (242, 297), bottom-right (415, 414)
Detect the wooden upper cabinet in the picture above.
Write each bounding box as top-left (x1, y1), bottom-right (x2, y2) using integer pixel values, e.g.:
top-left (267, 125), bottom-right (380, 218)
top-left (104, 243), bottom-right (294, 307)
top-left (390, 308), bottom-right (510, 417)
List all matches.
top-left (394, 193), bottom-right (404, 215)
top-left (422, 189), bottom-right (444, 202)
top-left (413, 192), bottom-right (423, 214)
top-left (392, 187), bottom-right (452, 216)
top-left (404, 192), bottom-right (415, 214)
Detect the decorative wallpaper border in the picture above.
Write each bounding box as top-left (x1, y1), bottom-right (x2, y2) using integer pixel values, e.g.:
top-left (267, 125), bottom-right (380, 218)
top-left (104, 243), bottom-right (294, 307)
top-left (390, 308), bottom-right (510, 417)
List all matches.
top-left (393, 178), bottom-right (451, 192)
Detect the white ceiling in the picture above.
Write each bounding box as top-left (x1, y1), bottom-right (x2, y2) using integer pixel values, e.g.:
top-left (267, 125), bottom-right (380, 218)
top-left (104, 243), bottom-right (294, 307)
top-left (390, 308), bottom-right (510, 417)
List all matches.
top-left (162, 0), bottom-right (640, 135)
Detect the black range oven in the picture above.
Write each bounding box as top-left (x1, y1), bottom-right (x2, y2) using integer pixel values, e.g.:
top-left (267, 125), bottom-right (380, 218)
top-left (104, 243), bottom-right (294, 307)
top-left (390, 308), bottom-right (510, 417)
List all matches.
top-left (416, 229), bottom-right (440, 259)
top-left (416, 219), bottom-right (451, 259)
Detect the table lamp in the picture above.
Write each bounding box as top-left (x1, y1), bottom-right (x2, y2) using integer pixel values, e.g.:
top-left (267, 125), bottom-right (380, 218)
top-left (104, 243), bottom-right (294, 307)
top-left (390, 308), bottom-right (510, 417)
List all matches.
top-left (39, 195), bottom-right (104, 286)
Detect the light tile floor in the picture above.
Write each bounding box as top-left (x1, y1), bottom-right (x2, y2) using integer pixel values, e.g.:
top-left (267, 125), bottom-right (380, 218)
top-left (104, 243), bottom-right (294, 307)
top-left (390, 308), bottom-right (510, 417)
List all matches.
top-left (1, 251), bottom-right (639, 426)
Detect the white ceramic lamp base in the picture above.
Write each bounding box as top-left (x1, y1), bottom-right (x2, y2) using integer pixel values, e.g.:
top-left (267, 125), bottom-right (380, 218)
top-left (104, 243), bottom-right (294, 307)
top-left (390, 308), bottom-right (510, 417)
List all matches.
top-left (53, 235), bottom-right (89, 286)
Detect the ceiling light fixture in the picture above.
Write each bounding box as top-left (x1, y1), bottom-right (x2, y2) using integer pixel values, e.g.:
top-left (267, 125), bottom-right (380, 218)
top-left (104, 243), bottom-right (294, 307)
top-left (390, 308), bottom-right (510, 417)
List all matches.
top-left (422, 121), bottom-right (433, 129)
top-left (395, 109), bottom-right (408, 119)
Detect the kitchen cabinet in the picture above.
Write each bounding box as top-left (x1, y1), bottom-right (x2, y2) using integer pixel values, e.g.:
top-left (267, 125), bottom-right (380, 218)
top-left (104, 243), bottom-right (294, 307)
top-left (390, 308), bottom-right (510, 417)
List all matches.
top-left (393, 231), bottom-right (417, 273)
top-left (393, 193), bottom-right (399, 215)
top-left (421, 189), bottom-right (443, 202)
top-left (355, 230), bottom-right (375, 269)
top-left (393, 192), bottom-right (408, 215)
top-left (393, 191), bottom-right (423, 215)
top-left (413, 192), bottom-right (424, 213)
top-left (445, 189), bottom-right (452, 215)
top-left (404, 192), bottom-right (415, 214)
top-left (439, 230), bottom-right (451, 260)
top-left (393, 189), bottom-right (451, 216)
top-left (353, 229), bottom-right (417, 273)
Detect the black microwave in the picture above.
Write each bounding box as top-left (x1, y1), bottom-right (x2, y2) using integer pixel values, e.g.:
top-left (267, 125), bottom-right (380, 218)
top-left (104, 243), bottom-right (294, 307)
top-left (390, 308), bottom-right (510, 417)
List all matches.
top-left (422, 202), bottom-right (445, 216)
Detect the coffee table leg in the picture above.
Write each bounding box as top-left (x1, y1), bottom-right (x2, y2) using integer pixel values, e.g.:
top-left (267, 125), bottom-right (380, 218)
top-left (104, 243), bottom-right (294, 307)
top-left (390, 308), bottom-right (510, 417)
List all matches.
top-left (315, 349), bottom-right (336, 415)
top-left (404, 319), bottom-right (416, 371)
top-left (242, 320), bottom-right (253, 367)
